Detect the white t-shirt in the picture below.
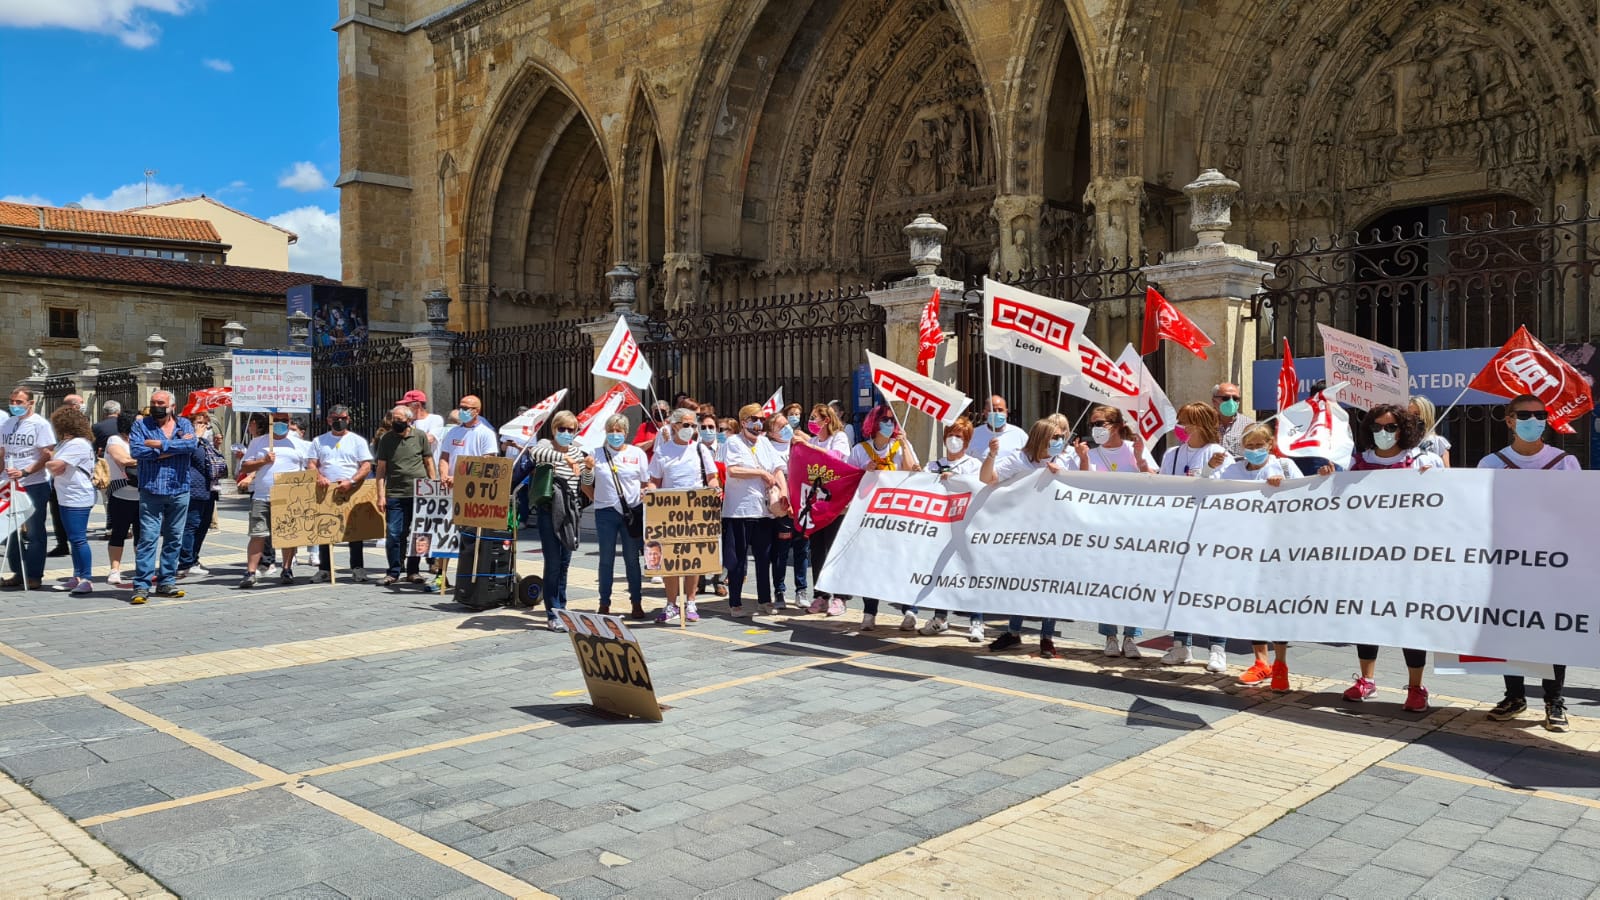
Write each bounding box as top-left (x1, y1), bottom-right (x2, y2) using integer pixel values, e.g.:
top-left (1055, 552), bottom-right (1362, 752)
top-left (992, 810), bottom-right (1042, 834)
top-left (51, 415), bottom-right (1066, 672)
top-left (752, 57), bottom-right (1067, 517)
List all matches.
top-left (592, 445), bottom-right (649, 511)
top-left (438, 423), bottom-right (499, 472)
top-left (1, 413), bottom-right (56, 486)
top-left (1475, 445), bottom-right (1582, 472)
top-left (847, 439), bottom-right (916, 471)
top-left (971, 423), bottom-right (1028, 458)
top-left (1419, 433), bottom-right (1451, 460)
top-left (311, 432), bottom-right (374, 481)
top-left (1084, 443), bottom-right (1150, 474)
top-left (1160, 442), bottom-right (1230, 478)
top-left (52, 437), bottom-right (96, 507)
top-left (649, 440), bottom-right (717, 490)
top-left (991, 448), bottom-right (1076, 483)
top-left (812, 431), bottom-right (851, 459)
top-left (929, 454), bottom-right (981, 478)
top-left (105, 434), bottom-right (129, 482)
top-left (1219, 458), bottom-right (1291, 482)
top-left (766, 439), bottom-right (792, 472)
top-left (1356, 448), bottom-right (1443, 471)
top-left (244, 434), bottom-right (313, 499)
top-left (720, 434), bottom-right (781, 518)
top-left (415, 413), bottom-right (446, 447)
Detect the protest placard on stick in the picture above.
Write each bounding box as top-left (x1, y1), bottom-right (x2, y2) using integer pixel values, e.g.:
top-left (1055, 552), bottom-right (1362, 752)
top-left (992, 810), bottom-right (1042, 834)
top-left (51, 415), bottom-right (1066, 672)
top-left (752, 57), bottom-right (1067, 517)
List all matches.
top-left (451, 456), bottom-right (514, 530)
top-left (643, 488), bottom-right (721, 577)
top-left (267, 470), bottom-right (384, 548)
top-left (410, 479), bottom-right (460, 559)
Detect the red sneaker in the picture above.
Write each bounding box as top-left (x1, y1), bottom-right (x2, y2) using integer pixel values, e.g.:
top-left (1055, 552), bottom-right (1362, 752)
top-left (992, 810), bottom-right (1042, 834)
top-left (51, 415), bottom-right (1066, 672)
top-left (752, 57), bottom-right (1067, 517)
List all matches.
top-left (1238, 660), bottom-right (1272, 685)
top-left (1403, 685), bottom-right (1430, 713)
top-left (1342, 676), bottom-right (1376, 702)
top-left (1270, 660), bottom-right (1290, 692)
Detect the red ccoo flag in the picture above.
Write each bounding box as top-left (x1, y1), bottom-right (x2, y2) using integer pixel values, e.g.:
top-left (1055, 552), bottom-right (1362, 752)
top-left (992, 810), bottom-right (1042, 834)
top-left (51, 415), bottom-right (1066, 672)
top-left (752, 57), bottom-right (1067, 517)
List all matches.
top-left (1468, 326), bottom-right (1593, 434)
top-left (1276, 338), bottom-right (1299, 412)
top-left (576, 382), bottom-right (642, 429)
top-left (181, 386), bottom-right (233, 418)
top-left (1141, 287), bottom-right (1215, 360)
top-left (916, 288), bottom-right (944, 376)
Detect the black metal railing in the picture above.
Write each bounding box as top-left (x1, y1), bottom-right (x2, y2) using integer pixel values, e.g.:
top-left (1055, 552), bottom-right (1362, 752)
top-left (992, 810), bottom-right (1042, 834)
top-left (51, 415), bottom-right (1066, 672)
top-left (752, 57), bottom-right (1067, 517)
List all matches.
top-left (449, 319), bottom-right (593, 430)
top-left (159, 357), bottom-right (218, 413)
top-left (94, 366), bottom-right (139, 415)
top-left (311, 338), bottom-right (414, 438)
top-left (42, 374), bottom-right (76, 409)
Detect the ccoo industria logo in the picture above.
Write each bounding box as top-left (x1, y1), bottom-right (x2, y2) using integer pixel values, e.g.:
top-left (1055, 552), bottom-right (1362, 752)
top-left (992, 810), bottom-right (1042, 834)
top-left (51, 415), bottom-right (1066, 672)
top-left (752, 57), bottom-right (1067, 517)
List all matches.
top-left (866, 488), bottom-right (972, 523)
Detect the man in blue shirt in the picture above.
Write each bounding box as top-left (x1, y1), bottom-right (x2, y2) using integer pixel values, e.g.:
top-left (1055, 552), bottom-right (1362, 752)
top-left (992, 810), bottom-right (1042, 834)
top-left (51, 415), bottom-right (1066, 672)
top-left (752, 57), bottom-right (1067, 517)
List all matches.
top-left (128, 390), bottom-right (197, 604)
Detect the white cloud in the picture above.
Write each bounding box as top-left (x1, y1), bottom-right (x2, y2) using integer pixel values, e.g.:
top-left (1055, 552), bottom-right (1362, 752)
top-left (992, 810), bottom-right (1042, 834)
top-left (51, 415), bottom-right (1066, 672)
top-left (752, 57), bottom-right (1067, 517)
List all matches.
top-left (78, 180), bottom-right (186, 210)
top-left (277, 161), bottom-right (329, 193)
top-left (0, 0), bottom-right (191, 49)
top-left (202, 58), bottom-right (232, 73)
top-left (1, 194), bottom-right (53, 206)
top-left (269, 206), bottom-right (341, 279)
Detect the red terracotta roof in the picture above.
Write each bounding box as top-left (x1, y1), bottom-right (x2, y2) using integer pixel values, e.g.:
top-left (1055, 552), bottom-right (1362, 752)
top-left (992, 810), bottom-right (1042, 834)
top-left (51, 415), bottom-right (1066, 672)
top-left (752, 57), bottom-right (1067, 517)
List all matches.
top-left (0, 245), bottom-right (339, 297)
top-left (0, 200), bottom-right (222, 244)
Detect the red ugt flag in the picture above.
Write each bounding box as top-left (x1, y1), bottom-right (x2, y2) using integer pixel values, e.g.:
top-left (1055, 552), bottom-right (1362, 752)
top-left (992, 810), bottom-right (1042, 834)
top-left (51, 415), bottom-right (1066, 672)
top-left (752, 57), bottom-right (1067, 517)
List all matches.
top-left (1276, 339), bottom-right (1299, 412)
top-left (1141, 287), bottom-right (1214, 360)
top-left (1468, 326), bottom-right (1593, 434)
top-left (917, 288), bottom-right (944, 376)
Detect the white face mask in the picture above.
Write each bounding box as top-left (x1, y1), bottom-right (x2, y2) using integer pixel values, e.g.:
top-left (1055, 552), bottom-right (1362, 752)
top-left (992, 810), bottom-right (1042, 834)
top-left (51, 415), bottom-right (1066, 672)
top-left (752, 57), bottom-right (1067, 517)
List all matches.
top-left (676, 426), bottom-right (696, 443)
top-left (1091, 426), bottom-right (1111, 446)
top-left (944, 436), bottom-right (966, 456)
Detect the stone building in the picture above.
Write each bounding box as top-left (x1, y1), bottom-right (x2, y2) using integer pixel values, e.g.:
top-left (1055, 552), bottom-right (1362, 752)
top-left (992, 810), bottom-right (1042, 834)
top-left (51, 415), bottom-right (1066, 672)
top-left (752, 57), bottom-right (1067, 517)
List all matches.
top-left (336, 0), bottom-right (1599, 332)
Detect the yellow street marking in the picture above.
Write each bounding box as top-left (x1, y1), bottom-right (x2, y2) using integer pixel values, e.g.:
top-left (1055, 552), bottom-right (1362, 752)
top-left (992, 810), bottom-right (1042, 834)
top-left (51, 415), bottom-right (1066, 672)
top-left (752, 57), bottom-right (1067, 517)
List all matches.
top-left (743, 628), bottom-right (773, 634)
top-left (552, 689), bottom-right (586, 697)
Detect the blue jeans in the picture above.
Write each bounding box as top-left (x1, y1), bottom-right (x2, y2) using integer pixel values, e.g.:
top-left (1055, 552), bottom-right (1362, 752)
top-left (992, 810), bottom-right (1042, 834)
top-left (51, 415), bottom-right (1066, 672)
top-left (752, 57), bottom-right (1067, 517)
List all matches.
top-left (594, 506), bottom-right (641, 609)
top-left (536, 508), bottom-right (573, 616)
top-left (60, 505), bottom-right (92, 580)
top-left (384, 497), bottom-right (421, 578)
top-left (135, 491), bottom-right (190, 591)
top-left (179, 496), bottom-right (215, 569)
top-left (1172, 632), bottom-right (1225, 648)
top-left (5, 482), bottom-right (51, 581)
top-left (1007, 617), bottom-right (1057, 638)
top-left (1098, 624), bottom-right (1142, 638)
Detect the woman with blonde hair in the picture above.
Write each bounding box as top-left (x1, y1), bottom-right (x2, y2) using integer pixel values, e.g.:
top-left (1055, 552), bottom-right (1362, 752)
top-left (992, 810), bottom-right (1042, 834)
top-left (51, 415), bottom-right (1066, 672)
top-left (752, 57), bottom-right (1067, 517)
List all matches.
top-left (1158, 401), bottom-right (1232, 671)
top-left (719, 402), bottom-right (785, 616)
top-left (1409, 395), bottom-right (1452, 467)
top-left (982, 414), bottom-right (1076, 657)
top-left (795, 403), bottom-right (850, 459)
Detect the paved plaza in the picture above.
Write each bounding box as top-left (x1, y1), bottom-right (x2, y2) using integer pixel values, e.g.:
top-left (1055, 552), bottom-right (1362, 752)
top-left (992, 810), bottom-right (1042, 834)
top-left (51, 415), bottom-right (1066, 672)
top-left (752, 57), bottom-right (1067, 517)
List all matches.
top-left (1, 497), bottom-right (1598, 898)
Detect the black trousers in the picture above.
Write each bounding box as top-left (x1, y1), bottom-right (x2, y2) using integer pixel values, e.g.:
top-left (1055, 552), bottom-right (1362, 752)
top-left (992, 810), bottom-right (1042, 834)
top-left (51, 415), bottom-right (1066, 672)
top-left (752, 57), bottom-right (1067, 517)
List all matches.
top-left (1504, 667), bottom-right (1567, 701)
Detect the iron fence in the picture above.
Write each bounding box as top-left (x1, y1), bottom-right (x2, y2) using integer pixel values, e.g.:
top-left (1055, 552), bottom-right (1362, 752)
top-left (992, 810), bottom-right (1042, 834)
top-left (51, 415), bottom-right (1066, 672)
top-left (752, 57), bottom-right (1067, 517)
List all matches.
top-left (42, 374), bottom-right (76, 410)
top-left (159, 357), bottom-right (218, 413)
top-left (449, 319), bottom-right (593, 431)
top-left (94, 367), bottom-right (139, 416)
top-left (311, 338), bottom-right (414, 438)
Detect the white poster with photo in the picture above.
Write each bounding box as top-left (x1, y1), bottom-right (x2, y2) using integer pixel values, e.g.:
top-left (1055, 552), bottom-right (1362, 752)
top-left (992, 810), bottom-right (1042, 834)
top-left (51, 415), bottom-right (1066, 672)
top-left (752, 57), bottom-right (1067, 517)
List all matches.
top-left (409, 479), bottom-right (460, 559)
top-left (1317, 324), bottom-right (1410, 411)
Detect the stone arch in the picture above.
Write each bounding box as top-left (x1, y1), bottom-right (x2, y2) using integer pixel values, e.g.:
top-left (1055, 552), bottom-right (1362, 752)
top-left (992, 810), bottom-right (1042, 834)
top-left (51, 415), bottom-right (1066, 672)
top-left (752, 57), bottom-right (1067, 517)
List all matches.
top-left (460, 61), bottom-right (614, 327)
top-left (619, 82), bottom-right (672, 310)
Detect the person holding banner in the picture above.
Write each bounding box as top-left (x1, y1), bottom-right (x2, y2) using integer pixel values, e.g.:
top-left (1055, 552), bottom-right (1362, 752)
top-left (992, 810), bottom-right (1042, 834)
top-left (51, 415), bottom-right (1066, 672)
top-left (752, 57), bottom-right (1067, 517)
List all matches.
top-left (1159, 402), bottom-right (1231, 670)
top-left (719, 403), bottom-right (785, 617)
top-left (530, 411), bottom-right (591, 631)
top-left (1409, 396), bottom-right (1452, 467)
top-left (1479, 394), bottom-right (1580, 732)
top-left (237, 413), bottom-right (313, 589)
top-left (846, 405), bottom-right (920, 630)
top-left (1213, 383), bottom-right (1255, 457)
top-left (917, 415), bottom-right (987, 642)
top-left (648, 409), bottom-right (721, 623)
top-left (795, 403), bottom-right (850, 459)
top-left (970, 395), bottom-right (1026, 458)
top-left (982, 415), bottom-right (1074, 656)
top-left (374, 405), bottom-right (438, 589)
top-left (583, 414), bottom-right (650, 619)
top-left (1077, 406), bottom-right (1156, 657)
top-left (763, 414), bottom-right (805, 610)
top-left (308, 405), bottom-right (375, 582)
top-left (1215, 423), bottom-right (1295, 688)
top-left (1342, 403), bottom-right (1444, 711)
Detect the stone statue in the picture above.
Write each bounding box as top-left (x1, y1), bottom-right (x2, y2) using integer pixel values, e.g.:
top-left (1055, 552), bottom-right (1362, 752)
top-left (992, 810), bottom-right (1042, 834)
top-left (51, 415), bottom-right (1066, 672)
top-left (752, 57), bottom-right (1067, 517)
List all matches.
top-left (26, 348), bottom-right (48, 378)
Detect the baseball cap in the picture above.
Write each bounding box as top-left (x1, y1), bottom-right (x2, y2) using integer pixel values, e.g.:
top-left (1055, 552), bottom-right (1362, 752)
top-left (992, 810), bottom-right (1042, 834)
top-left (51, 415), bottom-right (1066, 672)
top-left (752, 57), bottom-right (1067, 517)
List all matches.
top-left (398, 390), bottom-right (428, 405)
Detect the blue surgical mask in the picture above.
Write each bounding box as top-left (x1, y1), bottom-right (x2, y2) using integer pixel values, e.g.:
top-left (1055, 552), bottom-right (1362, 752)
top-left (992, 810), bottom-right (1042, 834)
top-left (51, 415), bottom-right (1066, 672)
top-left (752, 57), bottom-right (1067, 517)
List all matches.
top-left (787, 415), bottom-right (800, 428)
top-left (700, 428), bottom-right (716, 444)
top-left (555, 431), bottom-right (575, 448)
top-left (1372, 430), bottom-right (1398, 451)
top-left (7, 405), bottom-right (25, 417)
top-left (716, 433), bottom-right (728, 445)
top-left (459, 408), bottom-right (476, 424)
top-left (605, 433), bottom-right (625, 449)
top-left (1514, 418), bottom-right (1545, 443)
top-left (877, 420), bottom-right (896, 439)
top-left (988, 412), bottom-right (1006, 430)
top-left (779, 425), bottom-right (793, 442)
top-left (1048, 438), bottom-right (1066, 457)
top-left (271, 422), bottom-right (290, 438)
top-left (1243, 448), bottom-right (1271, 466)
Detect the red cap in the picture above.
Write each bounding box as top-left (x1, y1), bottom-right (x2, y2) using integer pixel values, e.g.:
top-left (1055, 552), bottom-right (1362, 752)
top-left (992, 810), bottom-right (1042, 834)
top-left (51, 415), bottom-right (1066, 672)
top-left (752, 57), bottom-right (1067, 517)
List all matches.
top-left (398, 390), bottom-right (428, 405)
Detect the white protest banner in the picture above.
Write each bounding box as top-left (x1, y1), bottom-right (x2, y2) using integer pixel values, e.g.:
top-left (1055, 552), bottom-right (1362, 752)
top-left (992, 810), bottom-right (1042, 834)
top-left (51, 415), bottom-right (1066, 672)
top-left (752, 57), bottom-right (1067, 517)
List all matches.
top-left (231, 350), bottom-right (313, 413)
top-left (1113, 344), bottom-right (1176, 444)
top-left (499, 389), bottom-right (568, 445)
top-left (592, 318), bottom-right (653, 389)
top-left (410, 479), bottom-right (460, 559)
top-left (866, 351), bottom-right (971, 427)
top-left (1275, 382), bottom-right (1354, 469)
top-left (1317, 324), bottom-right (1410, 411)
top-left (817, 469), bottom-right (1600, 667)
top-left (981, 278), bottom-right (1092, 379)
top-left (1058, 334), bottom-right (1140, 406)
top-left (0, 479), bottom-right (35, 544)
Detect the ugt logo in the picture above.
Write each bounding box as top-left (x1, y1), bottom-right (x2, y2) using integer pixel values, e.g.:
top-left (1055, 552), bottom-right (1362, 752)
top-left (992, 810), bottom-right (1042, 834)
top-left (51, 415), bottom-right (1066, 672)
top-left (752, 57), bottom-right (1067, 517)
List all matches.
top-left (1498, 350), bottom-right (1561, 396)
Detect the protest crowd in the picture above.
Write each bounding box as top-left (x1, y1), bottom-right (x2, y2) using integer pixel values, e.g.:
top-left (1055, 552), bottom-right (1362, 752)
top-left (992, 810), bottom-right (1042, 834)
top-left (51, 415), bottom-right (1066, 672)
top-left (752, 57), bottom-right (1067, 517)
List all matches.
top-left (0, 286), bottom-right (1592, 738)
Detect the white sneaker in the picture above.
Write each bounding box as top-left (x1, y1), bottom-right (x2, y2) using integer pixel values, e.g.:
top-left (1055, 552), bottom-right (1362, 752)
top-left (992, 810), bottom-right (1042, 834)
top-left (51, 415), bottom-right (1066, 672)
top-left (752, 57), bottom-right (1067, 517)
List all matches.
top-left (967, 622), bottom-right (985, 642)
top-left (350, 567), bottom-right (368, 583)
top-left (1206, 645), bottom-right (1228, 674)
top-left (53, 578), bottom-right (80, 592)
top-left (1103, 635), bottom-right (1120, 657)
top-left (1161, 644), bottom-right (1194, 666)
top-left (861, 613), bottom-right (877, 631)
top-left (919, 617), bottom-right (949, 636)
top-left (188, 564), bottom-right (211, 577)
top-left (1122, 636), bottom-right (1142, 659)
top-left (899, 612), bottom-right (918, 632)
top-left (106, 571), bottom-right (127, 587)
top-left (175, 568), bottom-right (190, 580)
top-left (261, 563), bottom-right (278, 578)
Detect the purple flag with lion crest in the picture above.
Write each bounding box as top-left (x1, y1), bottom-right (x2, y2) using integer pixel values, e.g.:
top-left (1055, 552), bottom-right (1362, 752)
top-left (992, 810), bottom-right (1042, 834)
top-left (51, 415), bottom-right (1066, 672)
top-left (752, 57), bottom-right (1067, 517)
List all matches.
top-left (786, 441), bottom-right (864, 537)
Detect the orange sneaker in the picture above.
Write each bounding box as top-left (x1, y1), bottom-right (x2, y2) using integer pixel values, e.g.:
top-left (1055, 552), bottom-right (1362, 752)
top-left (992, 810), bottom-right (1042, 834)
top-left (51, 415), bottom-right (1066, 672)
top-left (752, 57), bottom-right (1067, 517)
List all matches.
top-left (1239, 660), bottom-right (1272, 685)
top-left (1270, 660), bottom-right (1290, 691)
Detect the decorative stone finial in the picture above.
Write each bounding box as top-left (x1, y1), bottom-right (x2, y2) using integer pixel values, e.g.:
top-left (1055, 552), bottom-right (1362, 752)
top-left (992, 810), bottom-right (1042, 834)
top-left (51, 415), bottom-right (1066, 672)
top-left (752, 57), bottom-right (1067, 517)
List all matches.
top-left (26, 348), bottom-right (48, 379)
top-left (81, 343), bottom-right (102, 373)
top-left (286, 310), bottom-right (311, 349)
top-left (606, 263), bottom-right (640, 315)
top-left (1184, 168), bottom-right (1241, 246)
top-left (222, 321), bottom-right (247, 348)
top-left (903, 214), bottom-right (948, 277)
top-left (144, 334), bottom-right (167, 364)
top-left (422, 289), bottom-right (453, 334)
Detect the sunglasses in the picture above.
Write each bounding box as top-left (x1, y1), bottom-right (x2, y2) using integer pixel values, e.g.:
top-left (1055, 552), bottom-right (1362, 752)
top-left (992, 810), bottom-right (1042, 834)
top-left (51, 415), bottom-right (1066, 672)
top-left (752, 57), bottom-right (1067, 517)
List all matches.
top-left (1512, 410), bottom-right (1549, 421)
top-left (1089, 420), bottom-right (1108, 427)
top-left (1373, 423), bottom-right (1401, 433)
top-left (744, 418), bottom-right (762, 425)
top-left (1213, 395), bottom-right (1240, 402)
top-left (555, 426), bottom-right (576, 434)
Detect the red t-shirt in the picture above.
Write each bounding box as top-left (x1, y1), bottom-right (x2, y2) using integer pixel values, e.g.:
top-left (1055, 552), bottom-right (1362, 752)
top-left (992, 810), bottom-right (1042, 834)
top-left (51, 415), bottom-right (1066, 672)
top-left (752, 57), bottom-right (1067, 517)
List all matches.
top-left (632, 421), bottom-right (659, 459)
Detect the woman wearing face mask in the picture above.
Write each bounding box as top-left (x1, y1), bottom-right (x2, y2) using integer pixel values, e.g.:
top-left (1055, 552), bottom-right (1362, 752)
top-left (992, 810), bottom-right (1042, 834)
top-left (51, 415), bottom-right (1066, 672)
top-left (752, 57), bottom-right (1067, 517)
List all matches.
top-left (795, 404), bottom-right (854, 616)
top-left (719, 404), bottom-right (785, 617)
top-left (982, 414), bottom-right (1076, 657)
top-left (782, 402), bottom-right (804, 434)
top-left (1218, 423), bottom-right (1294, 689)
top-left (763, 413), bottom-right (807, 611)
top-left (1076, 406), bottom-right (1155, 659)
top-left (841, 405), bottom-right (921, 630)
top-left (1158, 402), bottom-right (1233, 670)
top-left (177, 410), bottom-right (228, 580)
top-left (649, 409), bottom-right (723, 623)
top-left (529, 411), bottom-right (592, 632)
top-left (1341, 404), bottom-right (1443, 712)
top-left (917, 416), bottom-right (987, 641)
top-left (582, 414), bottom-right (650, 619)
top-left (1409, 395), bottom-right (1451, 467)
top-left (693, 412), bottom-right (731, 600)
top-left (795, 403), bottom-right (850, 459)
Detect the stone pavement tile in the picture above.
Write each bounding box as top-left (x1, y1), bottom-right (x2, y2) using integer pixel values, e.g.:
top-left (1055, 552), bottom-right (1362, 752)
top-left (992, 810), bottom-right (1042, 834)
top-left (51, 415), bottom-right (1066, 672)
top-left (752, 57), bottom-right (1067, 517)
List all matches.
top-left (1506, 794), bottom-right (1588, 829)
top-left (750, 826), bottom-right (850, 865)
top-left (1416, 868), bottom-right (1512, 899)
top-left (1253, 812), bottom-right (1341, 849)
top-left (1203, 836), bottom-right (1302, 876)
top-left (262, 883), bottom-right (348, 899)
top-left (1437, 792), bottom-right (1521, 827)
top-left (1158, 863), bottom-right (1260, 900)
top-left (1450, 838), bottom-right (1540, 876)
top-left (1501, 866), bottom-right (1598, 898)
top-left (1369, 838), bottom-right (1459, 879)
top-left (1293, 837), bottom-right (1383, 875)
top-left (320, 854), bottom-right (486, 899)
top-left (1480, 814), bottom-right (1565, 852)
top-left (1407, 815), bottom-right (1491, 851)
top-left (1290, 791), bottom-right (1376, 825)
top-left (673, 847), bottom-right (776, 890)
top-left (1242, 861), bottom-right (1345, 897)
top-left (154, 828), bottom-right (414, 897)
top-left (1331, 812), bottom-right (1415, 850)
top-left (1328, 863), bottom-right (1428, 899)
top-left (1538, 841), bottom-right (1600, 883)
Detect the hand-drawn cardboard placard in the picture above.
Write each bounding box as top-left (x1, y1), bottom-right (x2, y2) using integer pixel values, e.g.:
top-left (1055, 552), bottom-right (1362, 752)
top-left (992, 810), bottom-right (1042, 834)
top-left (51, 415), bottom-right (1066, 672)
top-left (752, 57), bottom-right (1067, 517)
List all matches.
top-left (410, 479), bottom-right (460, 558)
top-left (267, 470), bottom-right (384, 547)
top-left (642, 487), bottom-right (721, 577)
top-left (554, 610), bottom-right (663, 722)
top-left (451, 455), bottom-right (514, 530)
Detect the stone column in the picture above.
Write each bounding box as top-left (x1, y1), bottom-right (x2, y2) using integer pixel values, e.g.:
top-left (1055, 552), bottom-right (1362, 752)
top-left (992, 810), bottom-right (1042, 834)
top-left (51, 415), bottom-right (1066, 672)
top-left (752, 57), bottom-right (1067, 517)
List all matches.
top-left (867, 213), bottom-right (965, 462)
top-left (1083, 176), bottom-right (1145, 264)
top-left (1141, 169), bottom-right (1273, 408)
top-left (135, 333), bottom-right (166, 408)
top-left (79, 344), bottom-right (102, 418)
top-left (401, 290), bottom-right (458, 410)
top-left (989, 194), bottom-right (1045, 275)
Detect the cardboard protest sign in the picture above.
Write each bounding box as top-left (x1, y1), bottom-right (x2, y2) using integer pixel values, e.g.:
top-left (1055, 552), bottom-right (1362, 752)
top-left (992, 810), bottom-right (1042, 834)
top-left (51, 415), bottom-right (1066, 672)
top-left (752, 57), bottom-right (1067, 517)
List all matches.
top-left (410, 479), bottom-right (460, 559)
top-left (1317, 324), bottom-right (1409, 411)
top-left (642, 488), bottom-right (721, 577)
top-left (267, 470), bottom-right (384, 548)
top-left (554, 610), bottom-right (662, 721)
top-left (451, 455), bottom-right (514, 530)
top-left (231, 350), bottom-right (312, 413)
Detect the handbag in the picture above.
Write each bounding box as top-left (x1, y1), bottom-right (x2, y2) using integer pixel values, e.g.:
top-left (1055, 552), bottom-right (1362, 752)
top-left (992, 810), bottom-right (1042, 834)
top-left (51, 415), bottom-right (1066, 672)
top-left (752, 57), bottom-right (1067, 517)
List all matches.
top-left (530, 463), bottom-right (556, 509)
top-left (603, 448), bottom-right (645, 541)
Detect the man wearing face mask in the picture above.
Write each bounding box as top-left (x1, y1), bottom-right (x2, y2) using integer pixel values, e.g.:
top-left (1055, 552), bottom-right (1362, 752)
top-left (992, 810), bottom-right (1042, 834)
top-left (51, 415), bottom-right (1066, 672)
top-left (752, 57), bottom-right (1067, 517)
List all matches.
top-left (374, 405), bottom-right (439, 590)
top-left (969, 394), bottom-right (1027, 459)
top-left (1, 387), bottom-right (55, 590)
top-left (1212, 382), bottom-right (1256, 458)
top-left (125, 390), bottom-right (198, 604)
top-left (309, 405), bottom-right (375, 583)
top-left (633, 401), bottom-right (672, 457)
top-left (238, 412), bottom-right (315, 589)
top-left (437, 395), bottom-right (498, 489)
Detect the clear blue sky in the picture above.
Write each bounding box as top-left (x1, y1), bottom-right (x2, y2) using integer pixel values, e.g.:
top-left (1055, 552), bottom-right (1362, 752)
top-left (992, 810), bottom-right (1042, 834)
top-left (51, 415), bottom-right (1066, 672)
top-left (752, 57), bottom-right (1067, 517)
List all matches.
top-left (0, 1), bottom-right (341, 276)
